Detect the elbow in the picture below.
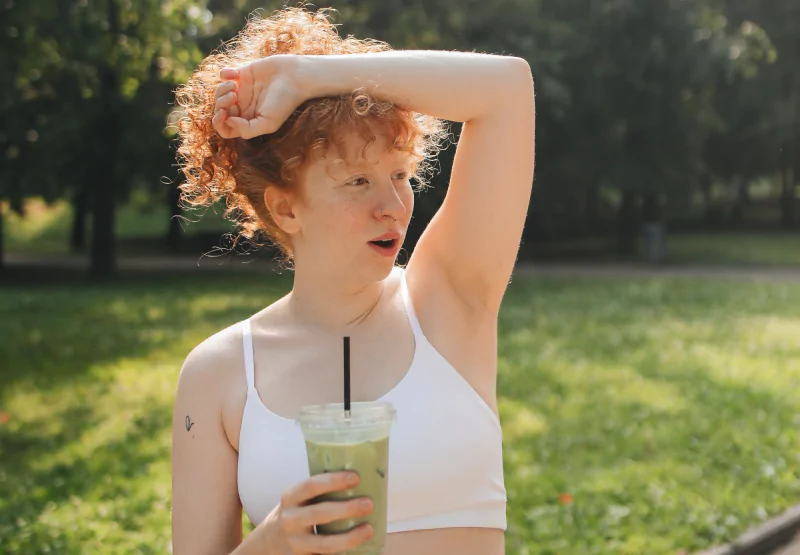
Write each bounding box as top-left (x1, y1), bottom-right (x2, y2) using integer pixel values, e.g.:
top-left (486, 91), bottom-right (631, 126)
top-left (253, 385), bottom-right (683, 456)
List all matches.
top-left (499, 56), bottom-right (533, 98)
top-left (503, 56), bottom-right (534, 107)
top-left (508, 55), bottom-right (532, 76)
top-left (506, 56), bottom-right (532, 83)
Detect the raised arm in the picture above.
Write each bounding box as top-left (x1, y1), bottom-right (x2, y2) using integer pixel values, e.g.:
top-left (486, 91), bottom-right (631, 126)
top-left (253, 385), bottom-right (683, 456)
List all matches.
top-left (305, 52), bottom-right (535, 312)
top-left (218, 51), bottom-right (535, 312)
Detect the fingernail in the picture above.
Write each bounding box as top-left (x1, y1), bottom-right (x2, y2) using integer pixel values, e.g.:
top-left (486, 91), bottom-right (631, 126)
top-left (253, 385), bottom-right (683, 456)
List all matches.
top-left (347, 473), bottom-right (359, 486)
top-left (360, 499), bottom-right (372, 511)
top-left (363, 525), bottom-right (373, 538)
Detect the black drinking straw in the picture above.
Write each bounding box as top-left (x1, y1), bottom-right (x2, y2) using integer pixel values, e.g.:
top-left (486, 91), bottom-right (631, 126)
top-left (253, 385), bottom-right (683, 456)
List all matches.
top-left (343, 336), bottom-right (351, 418)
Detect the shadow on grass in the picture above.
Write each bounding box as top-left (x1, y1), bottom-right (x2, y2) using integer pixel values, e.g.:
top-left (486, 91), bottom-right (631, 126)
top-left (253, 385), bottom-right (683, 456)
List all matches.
top-left (0, 270), bottom-right (293, 396)
top-left (0, 399), bottom-right (174, 554)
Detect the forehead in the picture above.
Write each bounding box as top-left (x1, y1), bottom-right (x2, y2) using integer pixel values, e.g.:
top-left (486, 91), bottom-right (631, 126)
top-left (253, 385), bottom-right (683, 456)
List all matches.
top-left (315, 129), bottom-right (410, 175)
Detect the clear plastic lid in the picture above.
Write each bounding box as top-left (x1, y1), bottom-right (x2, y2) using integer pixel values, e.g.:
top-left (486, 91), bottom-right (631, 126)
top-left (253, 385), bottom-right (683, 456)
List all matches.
top-left (296, 401), bottom-right (396, 431)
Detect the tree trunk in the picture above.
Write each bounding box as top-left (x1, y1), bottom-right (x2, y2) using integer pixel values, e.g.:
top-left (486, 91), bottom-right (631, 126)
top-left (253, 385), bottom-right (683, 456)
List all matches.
top-left (585, 184), bottom-right (599, 231)
top-left (702, 175), bottom-right (715, 227)
top-left (731, 176), bottom-right (746, 227)
top-left (641, 191), bottom-right (661, 223)
top-left (166, 182), bottom-right (182, 251)
top-left (90, 0), bottom-right (121, 279)
top-left (70, 188), bottom-right (89, 252)
top-left (617, 190), bottom-right (638, 255)
top-left (90, 89), bottom-right (120, 279)
top-left (640, 192), bottom-right (665, 264)
top-left (780, 167), bottom-right (795, 227)
top-left (0, 202), bottom-right (5, 274)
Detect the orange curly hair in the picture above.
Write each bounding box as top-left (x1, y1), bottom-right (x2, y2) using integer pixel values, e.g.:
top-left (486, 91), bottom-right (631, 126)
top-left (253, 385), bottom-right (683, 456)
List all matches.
top-left (173, 6), bottom-right (449, 260)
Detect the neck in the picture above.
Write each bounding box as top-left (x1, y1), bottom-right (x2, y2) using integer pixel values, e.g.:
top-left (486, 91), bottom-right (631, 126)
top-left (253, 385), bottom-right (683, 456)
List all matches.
top-left (286, 263), bottom-right (389, 333)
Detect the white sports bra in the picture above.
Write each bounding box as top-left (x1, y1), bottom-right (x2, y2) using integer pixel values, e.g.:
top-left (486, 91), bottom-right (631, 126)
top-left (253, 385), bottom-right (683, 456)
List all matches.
top-left (237, 267), bottom-right (507, 532)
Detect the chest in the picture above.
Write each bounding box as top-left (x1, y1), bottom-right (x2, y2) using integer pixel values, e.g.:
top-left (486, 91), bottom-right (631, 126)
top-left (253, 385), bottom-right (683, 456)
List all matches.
top-left (236, 347), bottom-right (504, 528)
top-left (252, 295), bottom-right (416, 420)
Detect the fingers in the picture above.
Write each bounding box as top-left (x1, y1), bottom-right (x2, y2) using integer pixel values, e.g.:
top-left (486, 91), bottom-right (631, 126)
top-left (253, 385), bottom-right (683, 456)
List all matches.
top-left (212, 108), bottom-right (238, 140)
top-left (216, 91), bottom-right (237, 111)
top-left (295, 523), bottom-right (373, 554)
top-left (213, 81), bottom-right (240, 139)
top-left (220, 67), bottom-right (239, 80)
top-left (214, 80), bottom-right (237, 100)
top-left (219, 68), bottom-right (243, 118)
top-left (283, 498), bottom-right (373, 532)
top-left (226, 114), bottom-right (283, 140)
top-left (281, 472), bottom-right (359, 508)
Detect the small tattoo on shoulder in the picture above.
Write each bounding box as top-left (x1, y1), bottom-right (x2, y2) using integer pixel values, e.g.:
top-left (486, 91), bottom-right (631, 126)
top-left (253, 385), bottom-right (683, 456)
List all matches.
top-left (185, 415), bottom-right (195, 431)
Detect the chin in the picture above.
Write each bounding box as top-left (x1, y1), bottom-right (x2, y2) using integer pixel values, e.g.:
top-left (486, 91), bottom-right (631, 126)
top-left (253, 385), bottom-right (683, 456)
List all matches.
top-left (358, 255), bottom-right (399, 283)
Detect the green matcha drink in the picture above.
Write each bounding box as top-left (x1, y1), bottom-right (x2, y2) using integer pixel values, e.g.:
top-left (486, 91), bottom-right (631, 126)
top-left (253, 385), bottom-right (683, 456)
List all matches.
top-left (297, 402), bottom-right (396, 555)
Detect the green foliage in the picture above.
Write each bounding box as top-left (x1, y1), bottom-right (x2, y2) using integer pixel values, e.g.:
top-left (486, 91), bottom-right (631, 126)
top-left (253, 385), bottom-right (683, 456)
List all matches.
top-left (2, 0), bottom-right (798, 263)
top-left (0, 0), bottom-right (208, 205)
top-left (4, 198), bottom-right (232, 256)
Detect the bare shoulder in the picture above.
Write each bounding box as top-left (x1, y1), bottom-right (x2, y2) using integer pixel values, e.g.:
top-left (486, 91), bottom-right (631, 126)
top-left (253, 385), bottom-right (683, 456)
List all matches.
top-left (176, 321), bottom-right (249, 448)
top-left (179, 322), bottom-right (246, 392)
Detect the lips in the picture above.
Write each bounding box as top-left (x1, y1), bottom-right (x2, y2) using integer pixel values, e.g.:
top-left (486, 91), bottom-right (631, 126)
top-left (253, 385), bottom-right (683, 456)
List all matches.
top-left (369, 232), bottom-right (400, 243)
top-left (368, 232), bottom-right (401, 257)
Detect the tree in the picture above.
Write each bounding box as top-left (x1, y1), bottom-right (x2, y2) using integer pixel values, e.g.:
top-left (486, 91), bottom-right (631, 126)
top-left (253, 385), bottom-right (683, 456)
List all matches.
top-left (2, 0), bottom-right (210, 276)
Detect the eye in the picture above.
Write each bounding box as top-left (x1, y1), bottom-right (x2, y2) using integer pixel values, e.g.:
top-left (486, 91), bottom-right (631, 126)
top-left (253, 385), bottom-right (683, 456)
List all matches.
top-left (348, 176), bottom-right (369, 187)
top-left (392, 171), bottom-right (409, 180)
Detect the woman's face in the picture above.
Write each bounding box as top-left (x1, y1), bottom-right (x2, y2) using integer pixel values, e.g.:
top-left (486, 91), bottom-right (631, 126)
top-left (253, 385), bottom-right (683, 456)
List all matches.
top-left (290, 130), bottom-right (415, 282)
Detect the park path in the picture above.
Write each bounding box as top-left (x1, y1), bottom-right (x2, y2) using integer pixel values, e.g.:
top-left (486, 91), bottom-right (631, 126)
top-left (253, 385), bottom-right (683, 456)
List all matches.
top-left (774, 533), bottom-right (800, 555)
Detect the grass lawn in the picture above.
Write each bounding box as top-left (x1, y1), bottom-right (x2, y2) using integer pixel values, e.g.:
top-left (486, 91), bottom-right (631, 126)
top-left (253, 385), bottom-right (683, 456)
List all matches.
top-left (665, 232), bottom-right (800, 266)
top-left (1, 272), bottom-right (800, 554)
top-left (528, 233), bottom-right (800, 267)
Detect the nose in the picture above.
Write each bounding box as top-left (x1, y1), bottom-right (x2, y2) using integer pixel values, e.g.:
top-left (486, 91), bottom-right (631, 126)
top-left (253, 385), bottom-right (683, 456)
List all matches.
top-left (374, 178), bottom-right (407, 222)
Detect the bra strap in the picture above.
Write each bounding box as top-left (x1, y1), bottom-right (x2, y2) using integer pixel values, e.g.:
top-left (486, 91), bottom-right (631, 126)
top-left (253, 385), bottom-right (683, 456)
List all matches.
top-left (399, 268), bottom-right (423, 339)
top-left (241, 319), bottom-right (255, 392)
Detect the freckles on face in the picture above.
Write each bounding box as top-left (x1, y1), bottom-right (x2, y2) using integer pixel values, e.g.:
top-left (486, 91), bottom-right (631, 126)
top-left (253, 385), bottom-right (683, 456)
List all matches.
top-left (301, 159), bottom-right (366, 235)
top-left (302, 144), bottom-right (414, 230)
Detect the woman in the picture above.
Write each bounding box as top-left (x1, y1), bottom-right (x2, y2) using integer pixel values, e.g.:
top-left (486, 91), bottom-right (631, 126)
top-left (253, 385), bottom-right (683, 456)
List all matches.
top-left (171, 6), bottom-right (534, 555)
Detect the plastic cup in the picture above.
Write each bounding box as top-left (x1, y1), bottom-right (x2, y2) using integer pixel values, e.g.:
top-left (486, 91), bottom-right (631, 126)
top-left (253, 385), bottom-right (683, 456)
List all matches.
top-left (297, 401), bottom-right (396, 555)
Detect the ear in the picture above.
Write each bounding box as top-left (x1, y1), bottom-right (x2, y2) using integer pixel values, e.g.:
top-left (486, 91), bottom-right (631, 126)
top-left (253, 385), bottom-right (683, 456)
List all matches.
top-left (264, 186), bottom-right (301, 235)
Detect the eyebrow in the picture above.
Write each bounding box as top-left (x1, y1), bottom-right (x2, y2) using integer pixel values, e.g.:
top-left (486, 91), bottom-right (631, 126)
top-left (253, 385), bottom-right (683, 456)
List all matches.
top-left (328, 154), bottom-right (411, 174)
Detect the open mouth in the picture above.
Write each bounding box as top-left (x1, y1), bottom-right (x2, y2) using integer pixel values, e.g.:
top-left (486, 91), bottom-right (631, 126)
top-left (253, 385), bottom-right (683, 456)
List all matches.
top-left (368, 237), bottom-right (400, 256)
top-left (370, 239), bottom-right (396, 249)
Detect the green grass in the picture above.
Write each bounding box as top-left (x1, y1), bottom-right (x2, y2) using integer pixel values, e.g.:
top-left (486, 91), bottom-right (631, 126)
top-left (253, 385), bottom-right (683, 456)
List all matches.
top-left (666, 233), bottom-right (800, 266)
top-left (1, 273), bottom-right (800, 554)
top-left (499, 277), bottom-right (800, 553)
top-left (4, 198), bottom-right (232, 256)
top-left (527, 233), bottom-right (800, 267)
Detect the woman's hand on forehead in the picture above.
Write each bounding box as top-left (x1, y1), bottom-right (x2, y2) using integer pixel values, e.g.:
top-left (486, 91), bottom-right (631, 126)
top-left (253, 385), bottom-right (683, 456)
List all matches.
top-left (212, 56), bottom-right (308, 140)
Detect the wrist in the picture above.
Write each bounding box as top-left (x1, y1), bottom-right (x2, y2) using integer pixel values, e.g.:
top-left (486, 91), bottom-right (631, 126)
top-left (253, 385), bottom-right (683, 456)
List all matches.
top-left (293, 54), bottom-right (350, 100)
top-left (253, 518), bottom-right (275, 553)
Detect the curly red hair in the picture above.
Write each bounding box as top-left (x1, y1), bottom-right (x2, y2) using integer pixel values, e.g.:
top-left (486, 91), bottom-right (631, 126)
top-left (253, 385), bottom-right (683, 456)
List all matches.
top-left (173, 6), bottom-right (449, 260)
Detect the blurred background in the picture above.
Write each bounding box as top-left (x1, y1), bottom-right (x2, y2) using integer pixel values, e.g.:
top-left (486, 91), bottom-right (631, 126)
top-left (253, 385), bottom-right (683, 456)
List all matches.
top-left (0, 1), bottom-right (799, 554)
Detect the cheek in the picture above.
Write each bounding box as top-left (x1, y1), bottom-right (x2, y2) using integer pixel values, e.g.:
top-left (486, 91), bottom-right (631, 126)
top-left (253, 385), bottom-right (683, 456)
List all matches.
top-left (401, 184), bottom-right (415, 218)
top-left (316, 196), bottom-right (364, 239)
